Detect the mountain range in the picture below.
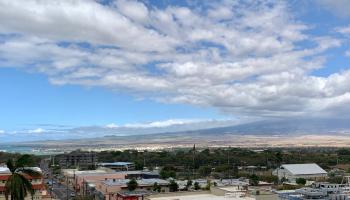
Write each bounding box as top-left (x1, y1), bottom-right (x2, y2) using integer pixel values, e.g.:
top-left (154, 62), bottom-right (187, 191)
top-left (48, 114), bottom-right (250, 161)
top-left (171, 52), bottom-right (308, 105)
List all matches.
top-left (5, 118), bottom-right (350, 153)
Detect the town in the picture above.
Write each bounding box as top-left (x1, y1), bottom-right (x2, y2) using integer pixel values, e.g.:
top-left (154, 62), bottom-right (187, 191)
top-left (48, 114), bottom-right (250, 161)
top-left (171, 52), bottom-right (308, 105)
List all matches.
top-left (2, 147), bottom-right (350, 200)
top-left (1, 0), bottom-right (350, 199)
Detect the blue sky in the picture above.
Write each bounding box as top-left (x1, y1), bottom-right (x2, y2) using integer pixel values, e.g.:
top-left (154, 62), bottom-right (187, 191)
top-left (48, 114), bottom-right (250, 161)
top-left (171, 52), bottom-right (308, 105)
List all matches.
top-left (0, 0), bottom-right (350, 142)
top-left (0, 68), bottom-right (224, 130)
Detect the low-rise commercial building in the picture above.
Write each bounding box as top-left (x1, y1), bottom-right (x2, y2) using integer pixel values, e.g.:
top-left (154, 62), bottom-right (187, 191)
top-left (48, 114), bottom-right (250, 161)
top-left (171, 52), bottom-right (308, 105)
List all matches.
top-left (75, 172), bottom-right (127, 194)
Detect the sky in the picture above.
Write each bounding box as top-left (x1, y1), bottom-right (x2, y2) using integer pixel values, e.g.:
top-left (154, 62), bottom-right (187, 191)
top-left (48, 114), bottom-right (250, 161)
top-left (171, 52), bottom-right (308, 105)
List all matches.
top-left (1, 0), bottom-right (350, 142)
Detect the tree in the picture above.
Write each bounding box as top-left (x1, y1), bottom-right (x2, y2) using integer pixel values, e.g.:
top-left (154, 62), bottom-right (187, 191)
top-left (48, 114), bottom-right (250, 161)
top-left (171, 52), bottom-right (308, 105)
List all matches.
top-left (249, 174), bottom-right (259, 186)
top-left (275, 152), bottom-right (283, 167)
top-left (127, 179), bottom-right (138, 191)
top-left (153, 182), bottom-right (161, 192)
top-left (194, 182), bottom-right (200, 190)
top-left (186, 180), bottom-right (192, 190)
top-left (160, 166), bottom-right (176, 179)
top-left (205, 180), bottom-right (211, 190)
top-left (232, 165), bottom-right (239, 178)
top-left (198, 166), bottom-right (212, 177)
top-left (169, 180), bottom-right (179, 192)
top-left (260, 175), bottom-right (278, 185)
top-left (280, 177), bottom-right (288, 183)
top-left (5, 154), bottom-right (41, 200)
top-left (296, 178), bottom-right (306, 185)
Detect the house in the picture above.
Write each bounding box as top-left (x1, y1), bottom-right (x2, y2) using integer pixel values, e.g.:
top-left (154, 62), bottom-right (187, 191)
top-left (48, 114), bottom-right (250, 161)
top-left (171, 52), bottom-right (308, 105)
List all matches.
top-left (273, 163), bottom-right (327, 182)
top-left (0, 166), bottom-right (49, 200)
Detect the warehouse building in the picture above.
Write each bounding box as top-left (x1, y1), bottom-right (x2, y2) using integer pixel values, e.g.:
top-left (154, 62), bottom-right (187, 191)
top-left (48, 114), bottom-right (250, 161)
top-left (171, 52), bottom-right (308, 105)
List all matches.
top-left (273, 163), bottom-right (327, 182)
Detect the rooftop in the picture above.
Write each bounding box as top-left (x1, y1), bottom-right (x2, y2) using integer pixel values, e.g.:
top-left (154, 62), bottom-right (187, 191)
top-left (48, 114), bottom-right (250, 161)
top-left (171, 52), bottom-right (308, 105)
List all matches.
top-left (281, 163), bottom-right (327, 175)
top-left (103, 178), bottom-right (168, 186)
top-left (99, 162), bottom-right (133, 166)
top-left (70, 170), bottom-right (159, 178)
top-left (0, 167), bottom-right (42, 174)
top-left (0, 167), bottom-right (10, 174)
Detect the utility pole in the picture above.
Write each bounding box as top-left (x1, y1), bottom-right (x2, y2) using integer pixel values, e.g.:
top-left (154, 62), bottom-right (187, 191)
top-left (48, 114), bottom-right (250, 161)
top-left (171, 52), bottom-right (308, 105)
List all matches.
top-left (227, 147), bottom-right (230, 183)
top-left (143, 151), bottom-right (146, 169)
top-left (192, 144), bottom-right (196, 179)
top-left (66, 176), bottom-right (69, 200)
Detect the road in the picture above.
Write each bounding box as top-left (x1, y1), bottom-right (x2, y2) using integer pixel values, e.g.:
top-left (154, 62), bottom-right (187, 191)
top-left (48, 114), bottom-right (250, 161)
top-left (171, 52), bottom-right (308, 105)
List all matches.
top-left (51, 182), bottom-right (75, 200)
top-left (40, 159), bottom-right (76, 200)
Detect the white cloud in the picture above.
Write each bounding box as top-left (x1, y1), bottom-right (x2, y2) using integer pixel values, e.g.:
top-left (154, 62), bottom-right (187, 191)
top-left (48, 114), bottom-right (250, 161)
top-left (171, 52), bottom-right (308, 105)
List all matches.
top-left (336, 26), bottom-right (350, 58)
top-left (115, 0), bottom-right (149, 24)
top-left (317, 0), bottom-right (350, 18)
top-left (27, 128), bottom-right (45, 134)
top-left (336, 26), bottom-right (350, 35)
top-left (346, 51), bottom-right (350, 57)
top-left (0, 0), bottom-right (348, 119)
top-left (0, 130), bottom-right (4, 134)
top-left (106, 123), bottom-right (119, 128)
top-left (124, 119), bottom-right (197, 128)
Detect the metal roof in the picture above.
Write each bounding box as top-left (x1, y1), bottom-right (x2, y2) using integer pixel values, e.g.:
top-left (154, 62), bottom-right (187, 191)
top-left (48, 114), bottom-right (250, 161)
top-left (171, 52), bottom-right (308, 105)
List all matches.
top-left (99, 162), bottom-right (133, 166)
top-left (281, 163), bottom-right (327, 175)
top-left (0, 167), bottom-right (10, 174)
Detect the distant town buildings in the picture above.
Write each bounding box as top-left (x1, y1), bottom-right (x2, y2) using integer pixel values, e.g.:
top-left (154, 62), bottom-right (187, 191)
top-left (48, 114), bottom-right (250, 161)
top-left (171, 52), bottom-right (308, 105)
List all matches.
top-left (273, 163), bottom-right (327, 182)
top-left (56, 150), bottom-right (97, 169)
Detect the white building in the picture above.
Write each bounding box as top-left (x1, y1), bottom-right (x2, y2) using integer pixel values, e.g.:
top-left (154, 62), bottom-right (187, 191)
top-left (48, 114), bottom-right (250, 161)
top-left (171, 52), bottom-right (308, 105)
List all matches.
top-left (273, 163), bottom-right (327, 182)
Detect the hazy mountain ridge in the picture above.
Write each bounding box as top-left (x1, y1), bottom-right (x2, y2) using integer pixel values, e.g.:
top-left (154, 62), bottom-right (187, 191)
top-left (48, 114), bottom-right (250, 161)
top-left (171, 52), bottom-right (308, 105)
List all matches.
top-left (10, 118), bottom-right (350, 148)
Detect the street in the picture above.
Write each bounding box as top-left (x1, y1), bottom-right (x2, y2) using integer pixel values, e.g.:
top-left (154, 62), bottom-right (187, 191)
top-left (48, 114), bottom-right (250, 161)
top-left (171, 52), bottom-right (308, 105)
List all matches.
top-left (40, 158), bottom-right (76, 200)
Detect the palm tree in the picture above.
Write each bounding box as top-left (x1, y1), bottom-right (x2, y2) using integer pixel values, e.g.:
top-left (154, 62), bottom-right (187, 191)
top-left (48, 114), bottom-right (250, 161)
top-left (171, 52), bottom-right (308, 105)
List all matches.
top-left (5, 155), bottom-right (41, 200)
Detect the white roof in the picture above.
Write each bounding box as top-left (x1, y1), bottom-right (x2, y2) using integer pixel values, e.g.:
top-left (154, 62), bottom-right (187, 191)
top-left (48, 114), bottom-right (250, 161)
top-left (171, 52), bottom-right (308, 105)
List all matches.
top-left (0, 167), bottom-right (10, 174)
top-left (99, 162), bottom-right (133, 166)
top-left (281, 163), bottom-right (327, 175)
top-left (0, 167), bottom-right (42, 174)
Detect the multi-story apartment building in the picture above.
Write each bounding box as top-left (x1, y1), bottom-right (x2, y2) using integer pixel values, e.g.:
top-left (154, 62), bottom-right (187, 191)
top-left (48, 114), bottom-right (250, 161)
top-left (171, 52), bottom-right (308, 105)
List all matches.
top-left (0, 166), bottom-right (48, 200)
top-left (56, 150), bottom-right (97, 169)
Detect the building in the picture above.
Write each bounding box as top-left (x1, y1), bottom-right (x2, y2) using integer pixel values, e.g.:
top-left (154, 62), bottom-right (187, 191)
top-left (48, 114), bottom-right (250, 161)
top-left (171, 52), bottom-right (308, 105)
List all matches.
top-left (125, 171), bottom-right (160, 179)
top-left (98, 178), bottom-right (169, 200)
top-left (0, 166), bottom-right (49, 200)
top-left (148, 192), bottom-right (256, 200)
top-left (62, 168), bottom-right (112, 187)
top-left (74, 172), bottom-right (127, 195)
top-left (98, 162), bottom-right (135, 171)
top-left (62, 168), bottom-right (161, 196)
top-left (277, 182), bottom-right (350, 200)
top-left (115, 191), bottom-right (150, 200)
top-left (56, 150), bottom-right (97, 169)
top-left (273, 163), bottom-right (327, 182)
